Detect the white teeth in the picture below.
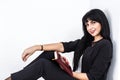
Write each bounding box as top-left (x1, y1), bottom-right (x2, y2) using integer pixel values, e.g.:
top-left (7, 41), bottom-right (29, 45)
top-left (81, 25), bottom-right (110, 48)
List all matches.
top-left (91, 28), bottom-right (95, 31)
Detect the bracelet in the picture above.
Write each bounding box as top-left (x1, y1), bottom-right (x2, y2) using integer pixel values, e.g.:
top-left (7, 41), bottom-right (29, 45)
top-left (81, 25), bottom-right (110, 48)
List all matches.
top-left (41, 45), bottom-right (43, 51)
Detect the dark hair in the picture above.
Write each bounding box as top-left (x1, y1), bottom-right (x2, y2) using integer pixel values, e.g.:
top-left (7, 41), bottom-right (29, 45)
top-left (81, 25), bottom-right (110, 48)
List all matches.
top-left (73, 9), bottom-right (112, 71)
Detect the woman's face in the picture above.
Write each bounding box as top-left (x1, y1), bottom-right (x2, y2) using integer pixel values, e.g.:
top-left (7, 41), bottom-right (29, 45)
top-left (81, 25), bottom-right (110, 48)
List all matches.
top-left (85, 19), bottom-right (102, 37)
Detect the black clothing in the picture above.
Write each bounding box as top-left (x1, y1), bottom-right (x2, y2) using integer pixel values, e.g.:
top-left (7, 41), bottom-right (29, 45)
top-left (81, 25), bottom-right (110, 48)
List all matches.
top-left (11, 39), bottom-right (112, 80)
top-left (62, 39), bottom-right (113, 80)
top-left (11, 51), bottom-right (75, 80)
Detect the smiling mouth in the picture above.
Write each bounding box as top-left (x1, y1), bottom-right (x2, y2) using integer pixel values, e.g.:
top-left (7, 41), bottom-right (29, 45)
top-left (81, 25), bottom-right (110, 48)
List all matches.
top-left (89, 29), bottom-right (96, 34)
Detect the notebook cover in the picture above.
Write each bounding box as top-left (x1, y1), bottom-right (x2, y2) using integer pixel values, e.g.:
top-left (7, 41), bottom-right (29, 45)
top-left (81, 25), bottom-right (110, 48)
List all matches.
top-left (53, 52), bottom-right (73, 76)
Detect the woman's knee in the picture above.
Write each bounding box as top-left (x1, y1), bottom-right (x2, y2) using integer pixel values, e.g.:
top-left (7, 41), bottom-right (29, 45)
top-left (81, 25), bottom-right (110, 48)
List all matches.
top-left (38, 58), bottom-right (58, 70)
top-left (39, 58), bottom-right (50, 62)
top-left (39, 51), bottom-right (54, 60)
top-left (38, 58), bottom-right (53, 66)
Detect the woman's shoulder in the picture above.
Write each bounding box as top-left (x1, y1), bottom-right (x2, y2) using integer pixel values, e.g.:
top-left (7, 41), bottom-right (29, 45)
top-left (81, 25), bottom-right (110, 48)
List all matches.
top-left (97, 39), bottom-right (112, 48)
top-left (99, 39), bottom-right (111, 44)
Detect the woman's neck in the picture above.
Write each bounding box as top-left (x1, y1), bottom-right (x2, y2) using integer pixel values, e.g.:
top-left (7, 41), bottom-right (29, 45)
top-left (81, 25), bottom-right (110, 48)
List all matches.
top-left (93, 35), bottom-right (103, 42)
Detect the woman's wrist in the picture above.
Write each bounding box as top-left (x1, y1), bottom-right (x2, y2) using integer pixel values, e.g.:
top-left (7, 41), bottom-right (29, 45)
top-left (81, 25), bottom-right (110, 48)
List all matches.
top-left (40, 45), bottom-right (43, 51)
top-left (34, 45), bottom-right (44, 51)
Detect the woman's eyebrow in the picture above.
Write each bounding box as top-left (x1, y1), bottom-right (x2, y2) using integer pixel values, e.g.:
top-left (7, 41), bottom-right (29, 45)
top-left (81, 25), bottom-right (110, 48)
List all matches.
top-left (85, 20), bottom-right (92, 24)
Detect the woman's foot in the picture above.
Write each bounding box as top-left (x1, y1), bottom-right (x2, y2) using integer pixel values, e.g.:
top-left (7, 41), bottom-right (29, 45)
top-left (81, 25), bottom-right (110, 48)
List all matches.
top-left (5, 77), bottom-right (11, 80)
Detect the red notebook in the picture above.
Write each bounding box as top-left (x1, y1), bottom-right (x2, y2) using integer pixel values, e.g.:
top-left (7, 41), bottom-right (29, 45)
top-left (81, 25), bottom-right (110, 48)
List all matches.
top-left (52, 52), bottom-right (73, 76)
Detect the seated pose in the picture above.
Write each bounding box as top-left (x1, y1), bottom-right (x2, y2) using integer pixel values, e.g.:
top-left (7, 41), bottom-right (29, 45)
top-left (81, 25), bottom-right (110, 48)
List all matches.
top-left (5, 9), bottom-right (113, 80)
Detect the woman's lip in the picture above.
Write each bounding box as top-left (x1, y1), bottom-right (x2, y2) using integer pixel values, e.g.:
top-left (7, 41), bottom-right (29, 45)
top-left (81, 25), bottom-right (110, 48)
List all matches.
top-left (89, 30), bottom-right (96, 34)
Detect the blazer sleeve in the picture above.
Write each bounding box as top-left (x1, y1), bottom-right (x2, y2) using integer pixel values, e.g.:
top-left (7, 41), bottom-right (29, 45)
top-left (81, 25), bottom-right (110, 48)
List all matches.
top-left (61, 39), bottom-right (81, 53)
top-left (87, 41), bottom-right (113, 80)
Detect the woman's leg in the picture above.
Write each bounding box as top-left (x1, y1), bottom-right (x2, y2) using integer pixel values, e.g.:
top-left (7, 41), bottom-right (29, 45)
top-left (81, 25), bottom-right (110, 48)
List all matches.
top-left (5, 51), bottom-right (75, 80)
top-left (5, 51), bottom-right (54, 80)
top-left (10, 58), bottom-right (46, 80)
top-left (24, 51), bottom-right (55, 68)
top-left (40, 59), bottom-right (75, 80)
top-left (10, 58), bottom-right (75, 80)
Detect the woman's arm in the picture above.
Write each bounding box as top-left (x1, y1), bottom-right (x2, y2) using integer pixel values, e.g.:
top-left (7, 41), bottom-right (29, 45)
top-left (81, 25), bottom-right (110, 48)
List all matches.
top-left (22, 42), bottom-right (64, 61)
top-left (73, 72), bottom-right (89, 80)
top-left (40, 42), bottom-right (64, 52)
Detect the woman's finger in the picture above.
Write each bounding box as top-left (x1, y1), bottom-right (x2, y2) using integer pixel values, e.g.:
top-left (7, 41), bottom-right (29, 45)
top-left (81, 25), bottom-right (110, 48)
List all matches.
top-left (22, 52), bottom-right (29, 62)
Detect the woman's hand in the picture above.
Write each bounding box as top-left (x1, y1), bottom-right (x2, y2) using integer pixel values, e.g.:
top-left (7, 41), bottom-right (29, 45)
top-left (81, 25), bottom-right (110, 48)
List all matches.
top-left (22, 45), bottom-right (40, 62)
top-left (62, 56), bottom-right (69, 65)
top-left (72, 72), bottom-right (89, 80)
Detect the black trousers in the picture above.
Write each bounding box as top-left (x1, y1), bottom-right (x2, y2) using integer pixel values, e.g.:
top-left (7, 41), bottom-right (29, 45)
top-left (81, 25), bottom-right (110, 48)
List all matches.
top-left (11, 51), bottom-right (75, 80)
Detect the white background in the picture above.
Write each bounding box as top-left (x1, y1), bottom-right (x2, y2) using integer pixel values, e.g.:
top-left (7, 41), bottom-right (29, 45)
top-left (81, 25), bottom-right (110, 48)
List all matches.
top-left (0, 0), bottom-right (119, 80)
top-left (90, 0), bottom-right (120, 80)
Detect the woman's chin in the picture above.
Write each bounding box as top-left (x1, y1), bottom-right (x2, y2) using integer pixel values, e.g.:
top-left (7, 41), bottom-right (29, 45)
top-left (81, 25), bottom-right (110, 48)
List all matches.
top-left (90, 34), bottom-right (96, 37)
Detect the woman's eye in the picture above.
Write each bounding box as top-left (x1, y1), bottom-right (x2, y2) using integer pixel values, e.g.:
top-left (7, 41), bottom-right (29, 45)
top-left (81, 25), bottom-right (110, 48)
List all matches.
top-left (92, 21), bottom-right (96, 24)
top-left (85, 24), bottom-right (89, 27)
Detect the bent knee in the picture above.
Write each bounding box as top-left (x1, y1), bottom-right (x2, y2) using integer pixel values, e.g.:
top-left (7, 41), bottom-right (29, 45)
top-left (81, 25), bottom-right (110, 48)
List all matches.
top-left (38, 58), bottom-right (57, 67)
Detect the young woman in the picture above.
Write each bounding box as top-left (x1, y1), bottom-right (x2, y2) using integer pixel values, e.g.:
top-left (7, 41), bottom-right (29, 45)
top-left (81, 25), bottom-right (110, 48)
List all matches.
top-left (5, 9), bottom-right (113, 80)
